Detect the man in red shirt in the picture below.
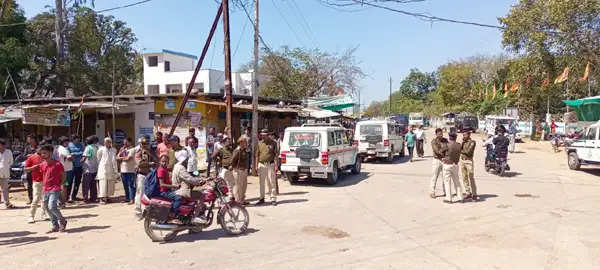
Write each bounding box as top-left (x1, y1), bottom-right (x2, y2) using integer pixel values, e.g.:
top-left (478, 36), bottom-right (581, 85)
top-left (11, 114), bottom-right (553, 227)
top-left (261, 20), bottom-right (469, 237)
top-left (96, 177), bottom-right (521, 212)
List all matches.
top-left (157, 155), bottom-right (181, 216)
top-left (39, 144), bottom-right (67, 233)
top-left (25, 146), bottom-right (47, 223)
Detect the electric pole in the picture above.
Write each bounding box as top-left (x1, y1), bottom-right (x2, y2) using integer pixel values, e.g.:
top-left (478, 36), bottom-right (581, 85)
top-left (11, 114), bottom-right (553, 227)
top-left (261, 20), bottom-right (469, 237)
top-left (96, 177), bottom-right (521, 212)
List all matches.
top-left (251, 0), bottom-right (259, 175)
top-left (222, 0), bottom-right (233, 138)
top-left (54, 0), bottom-right (65, 97)
top-left (389, 77), bottom-right (392, 116)
top-left (111, 63), bottom-right (116, 141)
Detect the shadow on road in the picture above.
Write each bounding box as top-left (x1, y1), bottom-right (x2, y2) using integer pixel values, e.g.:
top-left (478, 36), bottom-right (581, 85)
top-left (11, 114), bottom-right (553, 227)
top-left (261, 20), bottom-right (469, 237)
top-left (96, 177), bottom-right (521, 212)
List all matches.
top-left (0, 236), bottom-right (57, 247)
top-left (65, 204), bottom-right (98, 210)
top-left (67, 225), bottom-right (111, 234)
top-left (278, 191), bottom-right (309, 196)
top-left (0, 231), bottom-right (36, 238)
top-left (577, 168), bottom-right (600, 177)
top-left (476, 194), bottom-right (499, 201)
top-left (65, 214), bottom-right (99, 219)
top-left (291, 172), bottom-right (371, 188)
top-left (164, 228), bottom-right (260, 244)
top-left (503, 172), bottom-right (522, 178)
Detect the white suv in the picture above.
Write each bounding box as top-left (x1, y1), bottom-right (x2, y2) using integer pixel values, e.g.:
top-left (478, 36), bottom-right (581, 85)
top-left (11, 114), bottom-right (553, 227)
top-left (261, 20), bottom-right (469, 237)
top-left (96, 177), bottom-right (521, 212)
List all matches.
top-left (567, 121), bottom-right (600, 170)
top-left (279, 124), bottom-right (361, 185)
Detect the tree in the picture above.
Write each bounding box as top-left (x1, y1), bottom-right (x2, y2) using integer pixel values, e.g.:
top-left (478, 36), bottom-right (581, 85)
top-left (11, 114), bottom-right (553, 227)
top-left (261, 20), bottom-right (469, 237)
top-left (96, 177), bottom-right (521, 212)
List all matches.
top-left (0, 0), bottom-right (27, 100)
top-left (397, 68), bottom-right (437, 100)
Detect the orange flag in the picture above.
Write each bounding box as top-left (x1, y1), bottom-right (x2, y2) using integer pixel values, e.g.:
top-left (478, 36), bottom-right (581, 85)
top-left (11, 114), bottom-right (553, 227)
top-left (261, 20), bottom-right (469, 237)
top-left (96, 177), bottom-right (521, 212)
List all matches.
top-left (542, 73), bottom-right (550, 88)
top-left (493, 84), bottom-right (497, 98)
top-left (554, 67), bottom-right (569, 84)
top-left (580, 62), bottom-right (590, 81)
top-left (510, 81), bottom-right (520, 92)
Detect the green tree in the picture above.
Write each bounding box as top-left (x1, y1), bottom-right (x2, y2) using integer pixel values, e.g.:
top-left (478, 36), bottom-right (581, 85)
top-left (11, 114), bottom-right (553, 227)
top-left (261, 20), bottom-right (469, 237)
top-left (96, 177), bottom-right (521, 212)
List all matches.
top-left (397, 68), bottom-right (437, 100)
top-left (0, 0), bottom-right (27, 100)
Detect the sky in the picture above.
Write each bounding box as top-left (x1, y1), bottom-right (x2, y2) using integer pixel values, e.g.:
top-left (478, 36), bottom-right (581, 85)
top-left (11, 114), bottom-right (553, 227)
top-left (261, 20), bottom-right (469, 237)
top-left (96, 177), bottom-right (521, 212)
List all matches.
top-left (19, 0), bottom-right (516, 109)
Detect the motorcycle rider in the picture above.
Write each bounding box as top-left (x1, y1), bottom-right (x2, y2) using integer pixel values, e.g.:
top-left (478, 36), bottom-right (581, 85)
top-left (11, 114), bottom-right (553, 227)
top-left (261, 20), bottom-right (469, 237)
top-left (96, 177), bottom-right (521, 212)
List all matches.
top-left (493, 126), bottom-right (510, 160)
top-left (157, 155), bottom-right (182, 218)
top-left (172, 150), bottom-right (207, 223)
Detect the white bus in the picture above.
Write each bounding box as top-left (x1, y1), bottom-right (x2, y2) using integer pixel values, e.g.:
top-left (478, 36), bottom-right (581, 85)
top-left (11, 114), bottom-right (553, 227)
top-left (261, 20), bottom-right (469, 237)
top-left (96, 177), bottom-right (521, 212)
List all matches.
top-left (408, 112), bottom-right (424, 127)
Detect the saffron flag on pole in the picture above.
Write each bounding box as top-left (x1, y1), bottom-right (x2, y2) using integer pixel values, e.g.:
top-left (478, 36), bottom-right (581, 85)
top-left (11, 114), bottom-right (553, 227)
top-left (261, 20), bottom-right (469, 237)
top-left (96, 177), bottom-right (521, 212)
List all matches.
top-left (554, 67), bottom-right (569, 84)
top-left (493, 83), bottom-right (497, 99)
top-left (510, 81), bottom-right (520, 92)
top-left (580, 62), bottom-right (590, 81)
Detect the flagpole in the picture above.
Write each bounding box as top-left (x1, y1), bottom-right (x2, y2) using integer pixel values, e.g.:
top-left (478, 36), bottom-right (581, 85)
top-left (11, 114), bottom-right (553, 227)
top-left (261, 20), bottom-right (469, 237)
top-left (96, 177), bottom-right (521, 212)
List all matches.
top-left (566, 79), bottom-right (569, 113)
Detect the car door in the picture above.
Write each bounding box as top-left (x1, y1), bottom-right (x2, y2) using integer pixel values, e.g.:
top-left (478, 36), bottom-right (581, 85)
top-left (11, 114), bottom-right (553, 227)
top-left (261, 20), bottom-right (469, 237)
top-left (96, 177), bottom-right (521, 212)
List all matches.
top-left (338, 130), bottom-right (353, 166)
top-left (584, 127), bottom-right (597, 161)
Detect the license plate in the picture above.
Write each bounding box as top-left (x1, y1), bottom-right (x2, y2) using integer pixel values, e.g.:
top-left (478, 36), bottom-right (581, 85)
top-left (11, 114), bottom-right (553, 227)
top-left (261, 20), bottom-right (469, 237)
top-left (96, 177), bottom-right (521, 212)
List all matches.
top-left (310, 167), bottom-right (327, 178)
top-left (367, 150), bottom-right (375, 154)
top-left (299, 167), bottom-right (311, 173)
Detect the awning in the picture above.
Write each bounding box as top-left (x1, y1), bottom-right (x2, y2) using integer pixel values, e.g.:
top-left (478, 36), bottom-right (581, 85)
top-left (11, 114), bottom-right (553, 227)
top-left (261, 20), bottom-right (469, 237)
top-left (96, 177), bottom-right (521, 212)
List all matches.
top-left (306, 95), bottom-right (355, 111)
top-left (191, 100), bottom-right (298, 113)
top-left (299, 108), bottom-right (340, 119)
top-left (0, 108), bottom-right (22, 124)
top-left (22, 101), bottom-right (127, 110)
top-left (563, 96), bottom-right (600, 121)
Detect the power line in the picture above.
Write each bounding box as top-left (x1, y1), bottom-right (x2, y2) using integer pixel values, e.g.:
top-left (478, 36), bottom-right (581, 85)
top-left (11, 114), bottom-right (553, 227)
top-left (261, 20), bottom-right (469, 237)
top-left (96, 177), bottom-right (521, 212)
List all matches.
top-left (288, 0), bottom-right (318, 46)
top-left (270, 0), bottom-right (307, 47)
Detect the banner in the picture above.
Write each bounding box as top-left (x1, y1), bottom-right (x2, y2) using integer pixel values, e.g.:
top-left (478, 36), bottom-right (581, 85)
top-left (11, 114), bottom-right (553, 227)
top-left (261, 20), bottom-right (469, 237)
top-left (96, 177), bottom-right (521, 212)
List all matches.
top-left (23, 107), bottom-right (71, 127)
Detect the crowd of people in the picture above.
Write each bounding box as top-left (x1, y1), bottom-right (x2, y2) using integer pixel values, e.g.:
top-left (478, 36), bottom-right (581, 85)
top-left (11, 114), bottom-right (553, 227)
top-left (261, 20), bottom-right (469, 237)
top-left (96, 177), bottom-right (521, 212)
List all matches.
top-left (0, 126), bottom-right (283, 233)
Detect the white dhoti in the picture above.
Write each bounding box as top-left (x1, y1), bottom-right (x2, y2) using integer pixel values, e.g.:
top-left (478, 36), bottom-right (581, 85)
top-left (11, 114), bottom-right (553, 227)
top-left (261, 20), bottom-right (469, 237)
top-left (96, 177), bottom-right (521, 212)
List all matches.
top-left (98, 177), bottom-right (116, 198)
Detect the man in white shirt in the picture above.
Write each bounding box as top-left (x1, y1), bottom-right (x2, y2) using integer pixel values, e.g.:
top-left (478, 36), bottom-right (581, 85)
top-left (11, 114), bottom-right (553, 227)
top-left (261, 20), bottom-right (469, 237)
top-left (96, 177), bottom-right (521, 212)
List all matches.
top-left (57, 136), bottom-right (74, 205)
top-left (0, 139), bottom-right (14, 208)
top-left (414, 126), bottom-right (426, 158)
top-left (186, 137), bottom-right (199, 173)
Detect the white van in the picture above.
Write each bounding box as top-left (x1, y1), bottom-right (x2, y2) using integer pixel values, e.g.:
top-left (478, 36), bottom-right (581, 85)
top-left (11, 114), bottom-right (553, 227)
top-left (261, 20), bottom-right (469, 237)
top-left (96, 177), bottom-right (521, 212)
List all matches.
top-left (567, 121), bottom-right (600, 170)
top-left (409, 112), bottom-right (424, 127)
top-left (279, 125), bottom-right (361, 185)
top-left (354, 120), bottom-right (405, 162)
top-left (485, 115), bottom-right (517, 135)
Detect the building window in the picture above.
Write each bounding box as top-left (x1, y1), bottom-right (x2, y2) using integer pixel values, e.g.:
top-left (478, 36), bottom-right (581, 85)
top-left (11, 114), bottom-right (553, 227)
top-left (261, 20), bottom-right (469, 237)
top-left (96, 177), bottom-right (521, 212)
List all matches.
top-left (148, 56), bottom-right (158, 67)
top-left (186, 83), bottom-right (204, 92)
top-left (166, 84), bottom-right (183, 94)
top-left (164, 61), bottom-right (170, 71)
top-left (147, 85), bottom-right (159, 94)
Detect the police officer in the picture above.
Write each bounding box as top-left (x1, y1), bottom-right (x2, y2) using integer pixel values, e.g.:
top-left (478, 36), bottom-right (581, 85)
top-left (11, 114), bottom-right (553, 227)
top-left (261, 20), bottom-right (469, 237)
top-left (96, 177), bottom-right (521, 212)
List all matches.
top-left (442, 132), bottom-right (463, 204)
top-left (255, 129), bottom-right (277, 206)
top-left (212, 136), bottom-right (235, 201)
top-left (460, 129), bottom-right (477, 201)
top-left (430, 128), bottom-right (448, 198)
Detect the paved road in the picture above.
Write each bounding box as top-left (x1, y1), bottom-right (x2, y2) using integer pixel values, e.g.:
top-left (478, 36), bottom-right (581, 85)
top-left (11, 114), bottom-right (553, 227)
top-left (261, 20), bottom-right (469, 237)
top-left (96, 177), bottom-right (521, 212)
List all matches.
top-left (1, 132), bottom-right (600, 269)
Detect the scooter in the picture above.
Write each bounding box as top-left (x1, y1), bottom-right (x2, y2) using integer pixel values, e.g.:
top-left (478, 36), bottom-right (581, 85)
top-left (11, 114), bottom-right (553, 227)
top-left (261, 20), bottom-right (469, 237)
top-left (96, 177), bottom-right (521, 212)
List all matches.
top-left (141, 177), bottom-right (249, 242)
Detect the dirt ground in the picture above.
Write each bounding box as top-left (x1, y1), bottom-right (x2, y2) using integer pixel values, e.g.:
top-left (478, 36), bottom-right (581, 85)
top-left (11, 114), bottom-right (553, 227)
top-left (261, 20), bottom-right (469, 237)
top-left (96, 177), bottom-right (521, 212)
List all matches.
top-left (1, 130), bottom-right (600, 269)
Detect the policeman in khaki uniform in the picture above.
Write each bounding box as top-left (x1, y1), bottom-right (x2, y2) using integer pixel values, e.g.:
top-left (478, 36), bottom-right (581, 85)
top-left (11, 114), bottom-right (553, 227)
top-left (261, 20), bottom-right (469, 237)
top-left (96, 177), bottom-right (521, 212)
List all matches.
top-left (212, 136), bottom-right (235, 201)
top-left (231, 137), bottom-right (249, 205)
top-left (442, 132), bottom-right (464, 204)
top-left (256, 129), bottom-right (278, 206)
top-left (430, 128), bottom-right (448, 198)
top-left (460, 129), bottom-right (477, 201)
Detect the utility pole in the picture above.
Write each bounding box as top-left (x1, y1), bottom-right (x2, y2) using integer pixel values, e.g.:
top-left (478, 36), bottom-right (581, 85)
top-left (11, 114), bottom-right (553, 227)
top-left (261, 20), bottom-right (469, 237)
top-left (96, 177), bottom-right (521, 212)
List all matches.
top-left (54, 0), bottom-right (65, 97)
top-left (251, 0), bottom-right (259, 175)
top-left (389, 77), bottom-right (392, 116)
top-left (222, 0), bottom-right (233, 139)
top-left (111, 63), bottom-right (116, 141)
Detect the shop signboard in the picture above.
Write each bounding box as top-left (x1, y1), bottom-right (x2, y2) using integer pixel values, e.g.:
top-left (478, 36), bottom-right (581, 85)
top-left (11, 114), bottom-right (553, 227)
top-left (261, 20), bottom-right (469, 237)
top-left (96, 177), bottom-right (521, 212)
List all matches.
top-left (23, 107), bottom-right (71, 127)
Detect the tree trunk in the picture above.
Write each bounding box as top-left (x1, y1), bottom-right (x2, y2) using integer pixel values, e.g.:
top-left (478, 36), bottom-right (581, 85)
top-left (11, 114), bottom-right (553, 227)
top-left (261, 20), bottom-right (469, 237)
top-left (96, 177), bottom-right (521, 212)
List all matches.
top-left (54, 0), bottom-right (66, 97)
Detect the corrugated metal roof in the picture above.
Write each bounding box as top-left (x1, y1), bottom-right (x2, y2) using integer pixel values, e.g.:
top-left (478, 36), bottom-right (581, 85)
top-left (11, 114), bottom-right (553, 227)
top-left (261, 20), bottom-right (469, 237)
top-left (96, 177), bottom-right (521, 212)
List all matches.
top-left (191, 100), bottom-right (298, 113)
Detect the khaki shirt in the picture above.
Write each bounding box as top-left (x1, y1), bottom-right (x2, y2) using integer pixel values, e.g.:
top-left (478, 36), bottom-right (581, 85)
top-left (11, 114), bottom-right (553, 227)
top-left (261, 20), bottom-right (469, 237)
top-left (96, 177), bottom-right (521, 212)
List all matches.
top-left (215, 145), bottom-right (234, 168)
top-left (257, 138), bottom-right (277, 164)
top-left (443, 141), bottom-right (462, 164)
top-left (431, 137), bottom-right (448, 160)
top-left (460, 139), bottom-right (476, 160)
top-left (172, 163), bottom-right (204, 198)
top-left (232, 147), bottom-right (249, 170)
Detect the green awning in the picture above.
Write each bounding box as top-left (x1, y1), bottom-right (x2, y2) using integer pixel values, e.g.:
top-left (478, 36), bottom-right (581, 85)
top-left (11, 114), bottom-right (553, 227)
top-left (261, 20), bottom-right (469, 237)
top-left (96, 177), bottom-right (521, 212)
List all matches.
top-left (321, 103), bottom-right (355, 111)
top-left (563, 96), bottom-right (600, 121)
top-left (306, 95), bottom-right (355, 111)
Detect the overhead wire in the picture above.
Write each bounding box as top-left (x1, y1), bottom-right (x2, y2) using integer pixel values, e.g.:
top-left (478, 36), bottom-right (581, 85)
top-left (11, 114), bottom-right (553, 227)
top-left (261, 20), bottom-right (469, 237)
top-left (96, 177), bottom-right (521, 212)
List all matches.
top-left (287, 0), bottom-right (318, 46)
top-left (270, 0), bottom-right (307, 47)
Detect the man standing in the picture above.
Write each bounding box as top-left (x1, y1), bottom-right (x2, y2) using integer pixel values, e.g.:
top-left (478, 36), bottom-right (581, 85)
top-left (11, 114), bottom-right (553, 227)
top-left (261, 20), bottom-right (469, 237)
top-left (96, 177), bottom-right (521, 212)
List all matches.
top-left (256, 129), bottom-right (277, 206)
top-left (0, 139), bottom-right (14, 209)
top-left (460, 130), bottom-right (477, 201)
top-left (429, 128), bottom-right (447, 199)
top-left (117, 137), bottom-right (136, 204)
top-left (185, 128), bottom-right (197, 147)
top-left (404, 126), bottom-right (417, 162)
top-left (240, 127), bottom-right (252, 174)
top-left (81, 136), bottom-right (99, 203)
top-left (156, 133), bottom-right (170, 159)
top-left (442, 132), bottom-right (463, 204)
top-left (231, 137), bottom-right (249, 204)
top-left (415, 125), bottom-right (426, 158)
top-left (39, 144), bottom-right (67, 233)
top-left (206, 127), bottom-right (216, 177)
top-left (24, 135), bottom-right (39, 204)
top-left (25, 146), bottom-right (47, 223)
top-left (186, 137), bottom-right (199, 174)
top-left (212, 137), bottom-right (235, 201)
top-left (97, 138), bottom-right (118, 204)
top-left (57, 137), bottom-right (74, 205)
top-left (68, 135), bottom-right (84, 201)
top-left (134, 137), bottom-right (157, 217)
top-left (151, 131), bottom-right (163, 155)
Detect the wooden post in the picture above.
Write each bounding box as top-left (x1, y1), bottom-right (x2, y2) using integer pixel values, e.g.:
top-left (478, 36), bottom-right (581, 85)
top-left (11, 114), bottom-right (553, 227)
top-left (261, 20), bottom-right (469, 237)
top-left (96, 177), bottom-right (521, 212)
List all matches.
top-left (222, 0), bottom-right (233, 139)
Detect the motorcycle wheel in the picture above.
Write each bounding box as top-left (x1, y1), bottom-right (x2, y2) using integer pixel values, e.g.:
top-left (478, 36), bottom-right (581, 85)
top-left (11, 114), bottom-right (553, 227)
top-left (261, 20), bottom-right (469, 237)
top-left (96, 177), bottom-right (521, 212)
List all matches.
top-left (218, 202), bottom-right (249, 235)
top-left (144, 217), bottom-right (177, 242)
top-left (499, 165), bottom-right (506, 176)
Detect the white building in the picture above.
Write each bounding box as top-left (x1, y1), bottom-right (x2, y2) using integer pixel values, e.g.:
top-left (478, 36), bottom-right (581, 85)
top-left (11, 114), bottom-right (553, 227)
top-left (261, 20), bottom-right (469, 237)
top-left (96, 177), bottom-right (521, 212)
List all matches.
top-left (142, 49), bottom-right (267, 96)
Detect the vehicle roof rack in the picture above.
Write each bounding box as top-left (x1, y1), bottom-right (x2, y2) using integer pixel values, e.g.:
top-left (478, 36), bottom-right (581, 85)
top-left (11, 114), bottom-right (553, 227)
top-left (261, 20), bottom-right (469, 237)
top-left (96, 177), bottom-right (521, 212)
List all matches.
top-left (301, 123), bottom-right (344, 127)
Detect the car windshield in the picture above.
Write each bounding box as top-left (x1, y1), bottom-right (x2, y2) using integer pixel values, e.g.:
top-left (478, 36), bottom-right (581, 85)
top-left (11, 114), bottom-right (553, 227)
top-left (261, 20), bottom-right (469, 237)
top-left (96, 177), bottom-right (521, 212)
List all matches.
top-left (288, 132), bottom-right (320, 147)
top-left (359, 125), bottom-right (383, 136)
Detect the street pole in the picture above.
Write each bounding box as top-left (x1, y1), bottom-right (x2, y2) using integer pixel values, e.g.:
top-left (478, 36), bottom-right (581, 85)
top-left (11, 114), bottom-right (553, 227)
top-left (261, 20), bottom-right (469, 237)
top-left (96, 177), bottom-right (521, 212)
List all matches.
top-left (389, 77), bottom-right (392, 116)
top-left (111, 63), bottom-right (116, 141)
top-left (54, 0), bottom-right (65, 97)
top-left (222, 0), bottom-right (233, 139)
top-left (251, 0), bottom-right (259, 176)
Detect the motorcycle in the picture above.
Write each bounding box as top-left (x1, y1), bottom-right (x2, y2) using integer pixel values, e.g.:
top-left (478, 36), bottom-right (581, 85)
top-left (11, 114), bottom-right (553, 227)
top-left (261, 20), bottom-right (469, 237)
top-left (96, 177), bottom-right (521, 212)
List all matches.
top-left (484, 144), bottom-right (510, 176)
top-left (550, 134), bottom-right (565, 153)
top-left (140, 177), bottom-right (249, 242)
top-left (8, 152), bottom-right (27, 190)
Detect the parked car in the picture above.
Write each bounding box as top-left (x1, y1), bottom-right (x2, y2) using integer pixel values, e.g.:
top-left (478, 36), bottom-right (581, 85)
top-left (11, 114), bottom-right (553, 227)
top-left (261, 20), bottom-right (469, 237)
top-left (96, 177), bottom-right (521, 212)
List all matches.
top-left (279, 124), bottom-right (361, 185)
top-left (8, 151), bottom-right (26, 190)
top-left (408, 112), bottom-right (424, 127)
top-left (566, 121), bottom-right (600, 170)
top-left (354, 120), bottom-right (405, 162)
top-left (455, 115), bottom-right (478, 133)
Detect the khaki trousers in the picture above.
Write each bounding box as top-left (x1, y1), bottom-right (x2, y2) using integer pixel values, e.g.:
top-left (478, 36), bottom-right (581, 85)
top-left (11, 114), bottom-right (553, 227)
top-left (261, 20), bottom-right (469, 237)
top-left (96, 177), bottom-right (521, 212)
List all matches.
top-left (220, 168), bottom-right (235, 199)
top-left (460, 160), bottom-right (476, 197)
top-left (134, 174), bottom-right (145, 215)
top-left (258, 162), bottom-right (276, 201)
top-left (234, 169), bottom-right (248, 202)
top-left (30, 182), bottom-right (47, 219)
top-left (430, 159), bottom-right (443, 194)
top-left (443, 163), bottom-right (463, 202)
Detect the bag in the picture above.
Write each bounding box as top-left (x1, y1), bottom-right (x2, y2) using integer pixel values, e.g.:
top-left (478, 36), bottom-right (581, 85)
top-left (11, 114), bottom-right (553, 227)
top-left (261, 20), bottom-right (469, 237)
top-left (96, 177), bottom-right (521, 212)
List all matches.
top-left (143, 169), bottom-right (160, 197)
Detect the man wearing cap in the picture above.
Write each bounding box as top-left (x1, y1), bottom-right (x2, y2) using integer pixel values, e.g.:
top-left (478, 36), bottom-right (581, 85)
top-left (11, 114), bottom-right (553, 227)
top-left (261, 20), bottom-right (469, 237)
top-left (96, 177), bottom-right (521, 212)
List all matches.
top-left (206, 128), bottom-right (216, 177)
top-left (460, 129), bottom-right (477, 201)
top-left (256, 129), bottom-right (277, 206)
top-left (430, 128), bottom-right (448, 198)
top-left (231, 137), bottom-right (249, 204)
top-left (442, 132), bottom-right (463, 204)
top-left (134, 137), bottom-right (157, 217)
top-left (212, 137), bottom-right (235, 201)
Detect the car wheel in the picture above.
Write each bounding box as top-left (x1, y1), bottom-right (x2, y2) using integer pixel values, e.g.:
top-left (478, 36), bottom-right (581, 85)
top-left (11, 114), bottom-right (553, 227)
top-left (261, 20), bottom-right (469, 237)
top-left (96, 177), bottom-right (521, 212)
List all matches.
top-left (286, 172), bottom-right (299, 184)
top-left (326, 162), bottom-right (339, 185)
top-left (568, 152), bottom-right (581, 170)
top-left (351, 157), bottom-right (361, 175)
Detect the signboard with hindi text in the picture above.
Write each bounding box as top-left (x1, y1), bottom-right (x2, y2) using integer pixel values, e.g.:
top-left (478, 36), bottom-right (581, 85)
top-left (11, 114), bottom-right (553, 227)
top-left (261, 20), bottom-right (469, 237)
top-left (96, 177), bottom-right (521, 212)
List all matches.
top-left (23, 107), bottom-right (71, 127)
